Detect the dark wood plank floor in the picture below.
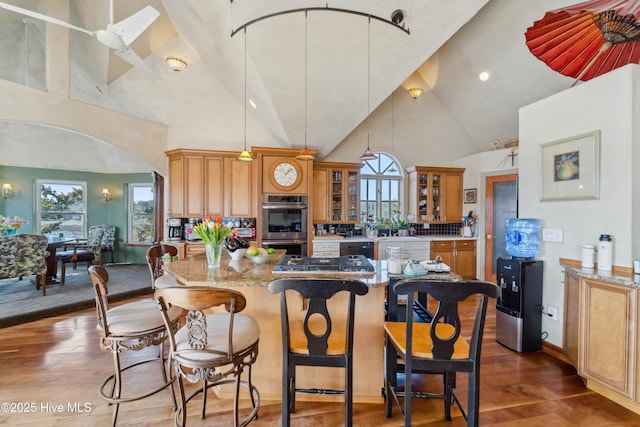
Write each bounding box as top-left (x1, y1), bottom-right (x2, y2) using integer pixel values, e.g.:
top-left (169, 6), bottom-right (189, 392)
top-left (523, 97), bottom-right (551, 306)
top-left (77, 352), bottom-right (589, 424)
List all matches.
top-left (1, 295), bottom-right (639, 426)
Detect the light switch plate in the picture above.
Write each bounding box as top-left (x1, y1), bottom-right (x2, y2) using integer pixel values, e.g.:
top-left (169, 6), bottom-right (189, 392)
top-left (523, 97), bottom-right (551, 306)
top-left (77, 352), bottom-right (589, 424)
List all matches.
top-left (542, 228), bottom-right (563, 243)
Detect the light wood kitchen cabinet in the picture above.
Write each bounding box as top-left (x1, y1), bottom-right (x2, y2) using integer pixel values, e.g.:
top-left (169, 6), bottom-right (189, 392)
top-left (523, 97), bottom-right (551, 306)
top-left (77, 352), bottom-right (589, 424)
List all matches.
top-left (430, 239), bottom-right (476, 279)
top-left (166, 149), bottom-right (256, 218)
top-left (313, 162), bottom-right (360, 224)
top-left (561, 261), bottom-right (640, 414)
top-left (407, 166), bottom-right (464, 224)
top-left (562, 268), bottom-right (580, 367)
top-left (580, 277), bottom-right (636, 399)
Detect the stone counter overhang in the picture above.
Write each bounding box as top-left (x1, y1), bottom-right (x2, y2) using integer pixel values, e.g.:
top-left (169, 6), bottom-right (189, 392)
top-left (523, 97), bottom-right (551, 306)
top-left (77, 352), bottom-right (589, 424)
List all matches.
top-left (560, 258), bottom-right (640, 288)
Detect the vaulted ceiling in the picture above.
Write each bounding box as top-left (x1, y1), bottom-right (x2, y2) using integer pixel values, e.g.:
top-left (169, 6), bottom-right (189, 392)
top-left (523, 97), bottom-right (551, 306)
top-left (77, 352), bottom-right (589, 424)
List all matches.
top-left (0, 0), bottom-right (589, 171)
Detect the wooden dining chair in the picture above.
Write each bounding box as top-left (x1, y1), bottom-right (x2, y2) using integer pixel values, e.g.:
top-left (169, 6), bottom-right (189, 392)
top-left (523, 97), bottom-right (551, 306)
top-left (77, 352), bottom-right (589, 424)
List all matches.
top-left (384, 278), bottom-right (499, 427)
top-left (267, 278), bottom-right (369, 427)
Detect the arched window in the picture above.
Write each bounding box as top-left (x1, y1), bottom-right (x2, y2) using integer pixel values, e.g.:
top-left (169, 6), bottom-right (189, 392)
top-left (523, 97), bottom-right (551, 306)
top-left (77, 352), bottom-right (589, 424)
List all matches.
top-left (360, 153), bottom-right (403, 224)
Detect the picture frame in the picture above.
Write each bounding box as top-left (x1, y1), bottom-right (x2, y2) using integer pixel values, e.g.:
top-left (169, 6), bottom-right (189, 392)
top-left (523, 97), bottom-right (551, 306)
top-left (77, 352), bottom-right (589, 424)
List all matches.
top-left (463, 188), bottom-right (477, 204)
top-left (539, 130), bottom-right (600, 201)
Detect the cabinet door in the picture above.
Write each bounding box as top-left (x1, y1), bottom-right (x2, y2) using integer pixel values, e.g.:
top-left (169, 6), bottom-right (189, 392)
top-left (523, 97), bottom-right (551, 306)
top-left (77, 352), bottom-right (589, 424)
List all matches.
top-left (454, 240), bottom-right (476, 279)
top-left (184, 155), bottom-right (205, 218)
top-left (430, 240), bottom-right (454, 267)
top-left (563, 269), bottom-right (580, 368)
top-left (443, 173), bottom-right (463, 222)
top-left (204, 157), bottom-right (224, 217)
top-left (225, 157), bottom-right (254, 217)
top-left (580, 278), bottom-right (636, 398)
top-left (330, 169), bottom-right (344, 223)
top-left (168, 155), bottom-right (185, 217)
top-left (312, 168), bottom-right (330, 223)
top-left (345, 170), bottom-right (359, 223)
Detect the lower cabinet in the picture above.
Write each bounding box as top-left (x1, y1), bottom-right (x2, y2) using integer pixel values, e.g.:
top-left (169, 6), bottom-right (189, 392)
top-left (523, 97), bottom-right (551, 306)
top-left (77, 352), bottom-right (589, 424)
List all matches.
top-left (312, 241), bottom-right (340, 258)
top-left (562, 264), bottom-right (640, 414)
top-left (376, 240), bottom-right (429, 261)
top-left (430, 240), bottom-right (477, 279)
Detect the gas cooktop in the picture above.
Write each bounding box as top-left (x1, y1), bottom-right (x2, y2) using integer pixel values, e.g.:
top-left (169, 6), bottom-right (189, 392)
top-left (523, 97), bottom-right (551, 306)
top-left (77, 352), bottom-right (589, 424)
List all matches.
top-left (273, 255), bottom-right (375, 274)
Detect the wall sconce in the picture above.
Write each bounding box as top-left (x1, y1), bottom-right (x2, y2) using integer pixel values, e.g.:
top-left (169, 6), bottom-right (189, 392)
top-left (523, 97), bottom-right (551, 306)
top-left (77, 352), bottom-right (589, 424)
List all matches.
top-left (165, 56), bottom-right (188, 71)
top-left (2, 183), bottom-right (13, 199)
top-left (408, 87), bottom-right (424, 99)
top-left (101, 188), bottom-right (112, 202)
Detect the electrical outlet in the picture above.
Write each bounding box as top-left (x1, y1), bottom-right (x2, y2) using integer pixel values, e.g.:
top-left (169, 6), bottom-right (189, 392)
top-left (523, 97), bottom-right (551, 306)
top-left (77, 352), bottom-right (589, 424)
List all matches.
top-left (547, 305), bottom-right (558, 322)
top-left (542, 228), bottom-right (563, 242)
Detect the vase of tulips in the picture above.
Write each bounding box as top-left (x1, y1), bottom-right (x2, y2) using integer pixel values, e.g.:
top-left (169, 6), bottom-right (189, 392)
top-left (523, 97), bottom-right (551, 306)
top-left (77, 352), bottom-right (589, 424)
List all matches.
top-left (188, 216), bottom-right (234, 269)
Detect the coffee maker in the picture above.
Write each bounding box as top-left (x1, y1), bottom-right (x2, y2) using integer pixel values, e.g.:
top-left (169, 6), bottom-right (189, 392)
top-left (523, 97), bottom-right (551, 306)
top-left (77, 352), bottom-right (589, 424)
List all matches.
top-left (167, 218), bottom-right (186, 240)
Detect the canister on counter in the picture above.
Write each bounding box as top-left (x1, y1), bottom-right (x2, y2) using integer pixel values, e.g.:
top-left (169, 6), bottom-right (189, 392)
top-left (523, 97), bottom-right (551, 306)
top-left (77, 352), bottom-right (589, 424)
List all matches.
top-left (581, 244), bottom-right (594, 268)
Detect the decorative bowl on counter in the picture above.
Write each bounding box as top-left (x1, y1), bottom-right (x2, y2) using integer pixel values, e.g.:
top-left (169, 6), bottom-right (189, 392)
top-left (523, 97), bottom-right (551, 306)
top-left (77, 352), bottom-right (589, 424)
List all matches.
top-left (246, 253), bottom-right (273, 265)
top-left (228, 248), bottom-right (247, 260)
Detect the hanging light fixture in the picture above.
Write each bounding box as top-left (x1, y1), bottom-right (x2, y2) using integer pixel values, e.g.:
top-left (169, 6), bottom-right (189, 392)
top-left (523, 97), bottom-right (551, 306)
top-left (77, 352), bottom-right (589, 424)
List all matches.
top-left (237, 28), bottom-right (253, 162)
top-left (360, 16), bottom-right (377, 162)
top-left (297, 11), bottom-right (315, 161)
top-left (407, 87), bottom-right (423, 99)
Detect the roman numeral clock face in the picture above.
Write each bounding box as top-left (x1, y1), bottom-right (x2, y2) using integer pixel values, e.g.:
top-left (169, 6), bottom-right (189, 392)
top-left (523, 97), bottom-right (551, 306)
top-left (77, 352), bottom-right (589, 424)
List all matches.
top-left (270, 159), bottom-right (302, 190)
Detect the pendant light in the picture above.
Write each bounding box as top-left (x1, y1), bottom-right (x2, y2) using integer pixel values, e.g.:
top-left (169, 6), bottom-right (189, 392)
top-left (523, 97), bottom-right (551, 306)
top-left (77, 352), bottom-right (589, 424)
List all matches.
top-left (360, 16), bottom-right (377, 162)
top-left (297, 11), bottom-right (315, 161)
top-left (237, 27), bottom-right (253, 162)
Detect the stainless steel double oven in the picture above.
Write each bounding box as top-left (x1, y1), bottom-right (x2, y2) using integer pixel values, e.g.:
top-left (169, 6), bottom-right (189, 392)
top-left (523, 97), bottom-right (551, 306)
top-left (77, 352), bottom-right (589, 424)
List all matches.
top-left (261, 195), bottom-right (308, 256)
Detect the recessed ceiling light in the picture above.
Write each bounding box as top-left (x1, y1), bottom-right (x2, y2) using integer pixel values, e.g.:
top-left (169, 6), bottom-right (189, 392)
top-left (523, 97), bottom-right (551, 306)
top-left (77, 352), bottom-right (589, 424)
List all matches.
top-left (249, 99), bottom-right (257, 109)
top-left (478, 71), bottom-right (490, 81)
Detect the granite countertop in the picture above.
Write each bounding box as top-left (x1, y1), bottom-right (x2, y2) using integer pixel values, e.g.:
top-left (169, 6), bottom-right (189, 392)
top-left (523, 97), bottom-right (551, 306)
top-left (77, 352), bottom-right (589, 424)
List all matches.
top-left (561, 260), bottom-right (640, 288)
top-left (165, 251), bottom-right (389, 288)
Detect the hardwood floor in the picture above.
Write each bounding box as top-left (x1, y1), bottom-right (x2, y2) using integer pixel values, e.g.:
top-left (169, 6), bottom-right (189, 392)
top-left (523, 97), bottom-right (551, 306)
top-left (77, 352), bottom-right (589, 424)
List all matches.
top-left (1, 295), bottom-right (639, 426)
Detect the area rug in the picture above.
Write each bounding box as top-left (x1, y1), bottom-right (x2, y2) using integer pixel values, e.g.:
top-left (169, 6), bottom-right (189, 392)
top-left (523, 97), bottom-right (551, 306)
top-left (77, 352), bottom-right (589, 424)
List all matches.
top-left (0, 263), bottom-right (153, 328)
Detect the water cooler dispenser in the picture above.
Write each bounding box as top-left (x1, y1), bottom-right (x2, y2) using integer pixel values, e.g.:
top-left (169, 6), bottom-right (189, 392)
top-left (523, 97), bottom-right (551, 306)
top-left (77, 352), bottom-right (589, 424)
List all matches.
top-left (495, 218), bottom-right (544, 352)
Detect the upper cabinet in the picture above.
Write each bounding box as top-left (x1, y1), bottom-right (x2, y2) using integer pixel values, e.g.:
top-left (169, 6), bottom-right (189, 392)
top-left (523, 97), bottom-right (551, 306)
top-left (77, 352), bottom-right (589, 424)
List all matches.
top-left (166, 149), bottom-right (257, 218)
top-left (407, 166), bottom-right (465, 224)
top-left (313, 162), bottom-right (361, 224)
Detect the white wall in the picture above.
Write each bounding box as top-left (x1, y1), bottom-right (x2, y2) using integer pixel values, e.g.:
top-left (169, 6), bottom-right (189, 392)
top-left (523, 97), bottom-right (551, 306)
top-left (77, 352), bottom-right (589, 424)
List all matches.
top-left (518, 64), bottom-right (639, 347)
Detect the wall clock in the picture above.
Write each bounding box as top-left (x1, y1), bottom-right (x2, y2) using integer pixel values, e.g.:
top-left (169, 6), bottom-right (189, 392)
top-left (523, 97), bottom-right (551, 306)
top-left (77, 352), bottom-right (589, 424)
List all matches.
top-left (270, 159), bottom-right (302, 191)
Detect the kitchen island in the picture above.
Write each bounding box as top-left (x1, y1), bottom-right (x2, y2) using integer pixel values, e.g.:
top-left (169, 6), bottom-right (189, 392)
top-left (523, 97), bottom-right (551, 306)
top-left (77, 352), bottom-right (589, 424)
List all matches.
top-left (164, 251), bottom-right (390, 403)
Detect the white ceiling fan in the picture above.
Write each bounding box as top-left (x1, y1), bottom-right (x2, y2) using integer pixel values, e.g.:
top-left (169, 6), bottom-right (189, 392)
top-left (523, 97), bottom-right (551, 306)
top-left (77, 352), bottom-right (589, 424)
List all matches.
top-left (0, 0), bottom-right (160, 79)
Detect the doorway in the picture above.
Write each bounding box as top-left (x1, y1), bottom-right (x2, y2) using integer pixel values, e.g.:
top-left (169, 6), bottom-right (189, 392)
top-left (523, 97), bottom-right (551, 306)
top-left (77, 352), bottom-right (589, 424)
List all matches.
top-left (484, 174), bottom-right (518, 283)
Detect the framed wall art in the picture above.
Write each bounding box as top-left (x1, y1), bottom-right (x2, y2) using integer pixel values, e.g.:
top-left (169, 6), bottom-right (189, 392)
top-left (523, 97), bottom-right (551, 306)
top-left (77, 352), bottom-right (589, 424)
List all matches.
top-left (463, 188), bottom-right (477, 204)
top-left (539, 130), bottom-right (600, 201)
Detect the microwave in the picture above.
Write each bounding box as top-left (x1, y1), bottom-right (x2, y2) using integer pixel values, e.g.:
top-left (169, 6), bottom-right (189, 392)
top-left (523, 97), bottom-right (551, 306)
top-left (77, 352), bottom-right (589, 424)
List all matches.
top-left (236, 227), bottom-right (256, 239)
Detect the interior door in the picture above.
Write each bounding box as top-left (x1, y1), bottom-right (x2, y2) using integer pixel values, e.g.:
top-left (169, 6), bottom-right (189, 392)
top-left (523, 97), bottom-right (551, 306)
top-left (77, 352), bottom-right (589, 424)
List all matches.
top-left (484, 174), bottom-right (518, 283)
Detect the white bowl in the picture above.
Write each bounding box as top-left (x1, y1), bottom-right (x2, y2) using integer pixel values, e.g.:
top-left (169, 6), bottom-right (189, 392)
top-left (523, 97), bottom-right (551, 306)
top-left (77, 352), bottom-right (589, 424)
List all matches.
top-left (246, 253), bottom-right (272, 265)
top-left (228, 248), bottom-right (247, 260)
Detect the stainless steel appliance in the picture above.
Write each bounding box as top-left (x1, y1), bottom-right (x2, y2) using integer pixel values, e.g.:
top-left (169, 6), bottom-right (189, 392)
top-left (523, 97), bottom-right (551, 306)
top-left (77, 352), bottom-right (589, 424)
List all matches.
top-left (262, 195), bottom-right (308, 255)
top-left (340, 241), bottom-right (374, 258)
top-left (273, 255), bottom-right (375, 275)
top-left (495, 257), bottom-right (543, 352)
top-left (235, 227), bottom-right (256, 239)
top-left (167, 218), bottom-right (187, 241)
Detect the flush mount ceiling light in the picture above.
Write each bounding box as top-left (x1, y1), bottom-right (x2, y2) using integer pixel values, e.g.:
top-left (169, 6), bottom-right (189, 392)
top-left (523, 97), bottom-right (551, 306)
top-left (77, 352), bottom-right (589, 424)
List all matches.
top-left (408, 87), bottom-right (424, 99)
top-left (296, 11), bottom-right (315, 161)
top-left (165, 56), bottom-right (188, 71)
top-left (478, 71), bottom-right (490, 81)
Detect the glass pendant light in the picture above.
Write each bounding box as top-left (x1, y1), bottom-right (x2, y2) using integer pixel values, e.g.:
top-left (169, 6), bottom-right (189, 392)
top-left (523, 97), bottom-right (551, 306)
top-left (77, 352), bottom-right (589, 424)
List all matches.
top-left (360, 17), bottom-right (377, 162)
top-left (237, 27), bottom-right (253, 162)
top-left (297, 11), bottom-right (315, 161)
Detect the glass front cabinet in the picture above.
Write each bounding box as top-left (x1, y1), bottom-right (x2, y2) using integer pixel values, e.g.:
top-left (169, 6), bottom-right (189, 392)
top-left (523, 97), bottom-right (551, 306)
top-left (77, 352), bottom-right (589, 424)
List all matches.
top-left (312, 162), bottom-right (361, 224)
top-left (407, 166), bottom-right (465, 224)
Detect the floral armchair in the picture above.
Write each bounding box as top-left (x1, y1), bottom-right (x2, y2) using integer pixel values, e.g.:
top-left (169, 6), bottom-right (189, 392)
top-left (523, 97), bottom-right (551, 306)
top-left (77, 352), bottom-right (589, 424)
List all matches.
top-left (0, 234), bottom-right (49, 295)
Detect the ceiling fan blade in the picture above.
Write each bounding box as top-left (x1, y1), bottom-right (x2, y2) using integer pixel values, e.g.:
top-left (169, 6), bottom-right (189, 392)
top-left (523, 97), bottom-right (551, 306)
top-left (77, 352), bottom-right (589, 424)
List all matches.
top-left (111, 5), bottom-right (159, 46)
top-left (114, 46), bottom-right (158, 79)
top-left (0, 1), bottom-right (94, 36)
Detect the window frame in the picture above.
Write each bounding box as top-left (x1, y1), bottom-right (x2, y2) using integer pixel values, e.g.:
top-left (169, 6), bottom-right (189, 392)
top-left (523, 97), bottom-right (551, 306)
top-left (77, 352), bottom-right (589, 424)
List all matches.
top-left (359, 152), bottom-right (404, 223)
top-left (127, 183), bottom-right (155, 244)
top-left (35, 179), bottom-right (87, 239)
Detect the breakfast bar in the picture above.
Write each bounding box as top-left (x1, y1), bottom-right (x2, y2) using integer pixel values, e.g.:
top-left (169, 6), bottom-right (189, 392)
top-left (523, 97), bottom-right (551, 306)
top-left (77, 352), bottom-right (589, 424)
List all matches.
top-left (164, 251), bottom-right (390, 403)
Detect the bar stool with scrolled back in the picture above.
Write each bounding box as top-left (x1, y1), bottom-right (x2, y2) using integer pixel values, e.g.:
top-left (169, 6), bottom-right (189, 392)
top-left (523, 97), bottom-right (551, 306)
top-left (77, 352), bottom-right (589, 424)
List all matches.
top-left (267, 278), bottom-right (369, 427)
top-left (156, 286), bottom-right (261, 427)
top-left (88, 265), bottom-right (181, 426)
top-left (146, 244), bottom-right (182, 289)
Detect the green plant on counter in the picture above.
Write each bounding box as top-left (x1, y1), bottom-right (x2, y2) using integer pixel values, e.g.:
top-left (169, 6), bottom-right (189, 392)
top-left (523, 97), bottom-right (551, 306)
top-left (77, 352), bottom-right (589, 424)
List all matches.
top-left (376, 217), bottom-right (396, 231)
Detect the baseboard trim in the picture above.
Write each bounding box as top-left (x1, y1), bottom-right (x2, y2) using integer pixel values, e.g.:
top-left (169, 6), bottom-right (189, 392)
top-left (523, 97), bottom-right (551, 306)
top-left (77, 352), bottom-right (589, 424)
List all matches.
top-left (542, 340), bottom-right (572, 366)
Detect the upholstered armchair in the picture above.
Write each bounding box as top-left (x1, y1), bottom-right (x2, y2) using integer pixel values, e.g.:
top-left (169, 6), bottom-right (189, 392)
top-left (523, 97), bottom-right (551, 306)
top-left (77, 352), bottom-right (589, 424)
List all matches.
top-left (0, 234), bottom-right (49, 295)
